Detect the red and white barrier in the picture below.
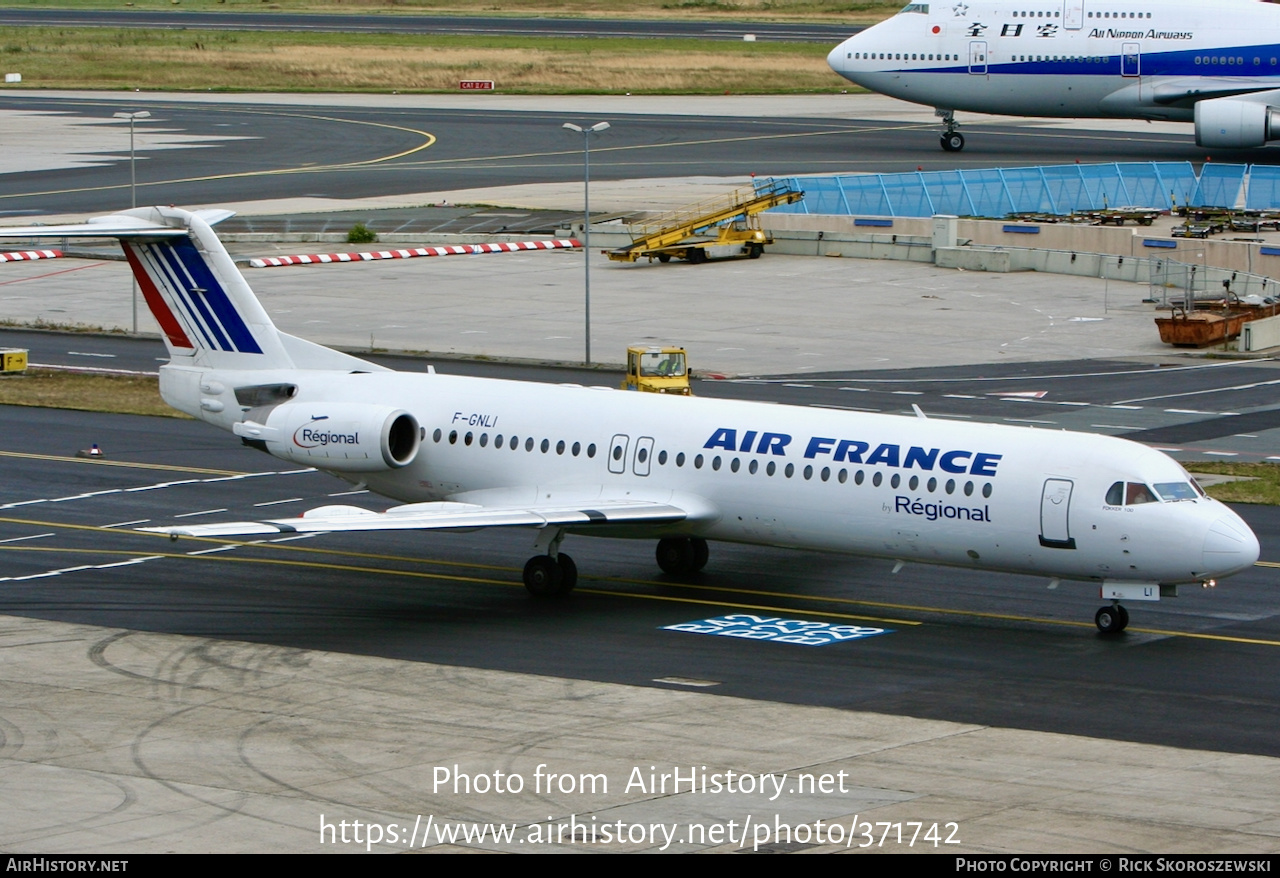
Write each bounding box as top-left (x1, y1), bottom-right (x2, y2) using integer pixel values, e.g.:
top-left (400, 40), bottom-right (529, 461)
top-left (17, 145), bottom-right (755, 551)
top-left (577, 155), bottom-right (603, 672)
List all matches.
top-left (248, 239), bottom-right (580, 268)
top-left (0, 249), bottom-right (60, 262)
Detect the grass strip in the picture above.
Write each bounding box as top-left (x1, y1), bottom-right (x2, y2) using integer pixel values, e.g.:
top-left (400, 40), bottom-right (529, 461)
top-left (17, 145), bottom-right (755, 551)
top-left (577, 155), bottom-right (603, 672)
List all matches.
top-left (0, 27), bottom-right (845, 93)
top-left (1187, 462), bottom-right (1280, 506)
top-left (0, 368), bottom-right (186, 418)
top-left (0, 0), bottom-right (900, 24)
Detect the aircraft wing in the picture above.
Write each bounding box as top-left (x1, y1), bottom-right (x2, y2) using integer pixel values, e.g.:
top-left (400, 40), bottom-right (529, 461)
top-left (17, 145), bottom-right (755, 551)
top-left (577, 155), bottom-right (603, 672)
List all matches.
top-left (1150, 79), bottom-right (1280, 107)
top-left (141, 496), bottom-right (691, 539)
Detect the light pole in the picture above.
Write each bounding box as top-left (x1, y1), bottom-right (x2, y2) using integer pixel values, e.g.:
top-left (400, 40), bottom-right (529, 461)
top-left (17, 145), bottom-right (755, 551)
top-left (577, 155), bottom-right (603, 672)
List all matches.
top-left (114, 111), bottom-right (151, 334)
top-left (562, 121), bottom-right (609, 366)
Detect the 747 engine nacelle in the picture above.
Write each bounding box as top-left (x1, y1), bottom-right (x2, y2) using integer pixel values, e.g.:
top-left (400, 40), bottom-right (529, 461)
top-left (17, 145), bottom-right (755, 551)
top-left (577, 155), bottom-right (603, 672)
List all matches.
top-left (234, 402), bottom-right (421, 473)
top-left (1194, 96), bottom-right (1280, 148)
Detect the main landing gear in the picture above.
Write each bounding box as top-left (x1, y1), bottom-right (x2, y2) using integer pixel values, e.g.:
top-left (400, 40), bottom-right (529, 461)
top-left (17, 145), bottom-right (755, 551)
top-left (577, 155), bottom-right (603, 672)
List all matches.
top-left (522, 553), bottom-right (577, 597)
top-left (656, 536), bottom-right (709, 577)
top-left (937, 108), bottom-right (965, 152)
top-left (522, 526), bottom-right (577, 598)
top-left (1094, 603), bottom-right (1130, 634)
top-left (522, 533), bottom-right (712, 597)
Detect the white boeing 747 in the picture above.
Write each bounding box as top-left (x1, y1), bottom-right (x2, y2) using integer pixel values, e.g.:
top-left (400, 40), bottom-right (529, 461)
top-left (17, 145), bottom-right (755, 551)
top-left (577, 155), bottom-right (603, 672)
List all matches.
top-left (0, 207), bottom-right (1260, 632)
top-left (828, 0), bottom-right (1280, 152)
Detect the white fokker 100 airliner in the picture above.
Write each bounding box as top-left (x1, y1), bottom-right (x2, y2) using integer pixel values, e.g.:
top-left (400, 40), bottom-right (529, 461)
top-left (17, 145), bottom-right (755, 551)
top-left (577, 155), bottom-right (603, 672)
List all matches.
top-left (0, 207), bottom-right (1260, 632)
top-left (828, 0), bottom-right (1280, 152)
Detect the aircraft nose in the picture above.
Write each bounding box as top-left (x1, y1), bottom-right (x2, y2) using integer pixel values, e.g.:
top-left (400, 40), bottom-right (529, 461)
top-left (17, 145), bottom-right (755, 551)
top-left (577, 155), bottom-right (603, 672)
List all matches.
top-left (828, 42), bottom-right (847, 75)
top-left (1203, 513), bottom-right (1261, 577)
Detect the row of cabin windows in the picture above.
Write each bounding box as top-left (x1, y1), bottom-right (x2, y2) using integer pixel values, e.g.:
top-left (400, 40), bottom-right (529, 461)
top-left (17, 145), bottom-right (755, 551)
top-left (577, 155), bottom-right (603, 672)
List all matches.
top-left (1016, 55), bottom-right (1109, 62)
top-left (431, 427), bottom-right (993, 498)
top-left (849, 52), bottom-right (1114, 64)
top-left (850, 52), bottom-right (957, 61)
top-left (900, 7), bottom-right (1149, 17)
top-left (434, 428), bottom-right (598, 459)
top-left (900, 5), bottom-right (1154, 19)
top-left (1196, 56), bottom-right (1278, 66)
top-left (663, 452), bottom-right (995, 498)
top-left (850, 52), bottom-right (1280, 68)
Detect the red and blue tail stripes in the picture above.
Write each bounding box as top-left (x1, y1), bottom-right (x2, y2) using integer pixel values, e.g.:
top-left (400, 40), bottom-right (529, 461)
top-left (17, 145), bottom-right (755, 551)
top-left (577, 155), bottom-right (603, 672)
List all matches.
top-left (125, 236), bottom-right (264, 355)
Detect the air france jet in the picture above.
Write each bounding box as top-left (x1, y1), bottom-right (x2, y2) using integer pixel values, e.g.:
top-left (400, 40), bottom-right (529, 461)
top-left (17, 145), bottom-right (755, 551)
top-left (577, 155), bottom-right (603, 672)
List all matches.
top-left (828, 0), bottom-right (1280, 152)
top-left (0, 207), bottom-right (1260, 632)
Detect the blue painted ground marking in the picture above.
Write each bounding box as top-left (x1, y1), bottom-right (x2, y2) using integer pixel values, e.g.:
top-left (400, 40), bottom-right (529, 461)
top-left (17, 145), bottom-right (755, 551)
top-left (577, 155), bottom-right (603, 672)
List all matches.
top-left (663, 613), bottom-right (892, 646)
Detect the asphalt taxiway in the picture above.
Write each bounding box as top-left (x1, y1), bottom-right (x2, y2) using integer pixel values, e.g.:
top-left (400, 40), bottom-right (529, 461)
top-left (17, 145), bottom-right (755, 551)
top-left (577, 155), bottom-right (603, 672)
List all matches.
top-left (1, 91), bottom-right (1274, 218)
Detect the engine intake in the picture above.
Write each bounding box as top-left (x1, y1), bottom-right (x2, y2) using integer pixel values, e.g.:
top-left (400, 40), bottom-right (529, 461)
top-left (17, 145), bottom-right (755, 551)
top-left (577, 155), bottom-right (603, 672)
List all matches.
top-left (248, 403), bottom-right (421, 472)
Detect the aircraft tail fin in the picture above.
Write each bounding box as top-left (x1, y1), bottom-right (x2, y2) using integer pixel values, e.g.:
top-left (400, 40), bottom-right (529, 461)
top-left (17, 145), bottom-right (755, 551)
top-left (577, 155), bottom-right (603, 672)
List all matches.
top-left (0, 206), bottom-right (295, 370)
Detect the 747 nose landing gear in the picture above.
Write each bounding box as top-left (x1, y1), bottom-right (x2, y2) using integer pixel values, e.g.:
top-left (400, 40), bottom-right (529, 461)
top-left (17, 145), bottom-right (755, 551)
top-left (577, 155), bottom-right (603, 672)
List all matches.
top-left (1094, 603), bottom-right (1130, 633)
top-left (937, 108), bottom-right (965, 152)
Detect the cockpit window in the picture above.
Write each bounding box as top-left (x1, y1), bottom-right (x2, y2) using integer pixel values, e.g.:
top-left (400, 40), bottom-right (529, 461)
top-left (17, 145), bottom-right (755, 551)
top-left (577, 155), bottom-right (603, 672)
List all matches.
top-left (900, 3), bottom-right (930, 12)
top-left (1125, 482), bottom-right (1157, 505)
top-left (1154, 482), bottom-right (1199, 501)
top-left (1108, 480), bottom-right (1191, 506)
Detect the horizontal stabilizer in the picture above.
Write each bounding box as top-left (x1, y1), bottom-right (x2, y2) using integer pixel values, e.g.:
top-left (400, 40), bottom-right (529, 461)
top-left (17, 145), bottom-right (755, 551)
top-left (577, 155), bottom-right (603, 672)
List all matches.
top-left (0, 208), bottom-right (235, 240)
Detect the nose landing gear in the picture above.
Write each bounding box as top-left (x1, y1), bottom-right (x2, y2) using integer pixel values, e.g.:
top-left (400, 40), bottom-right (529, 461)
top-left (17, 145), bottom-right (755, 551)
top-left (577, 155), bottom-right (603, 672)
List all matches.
top-left (1094, 603), bottom-right (1130, 633)
top-left (937, 108), bottom-right (965, 152)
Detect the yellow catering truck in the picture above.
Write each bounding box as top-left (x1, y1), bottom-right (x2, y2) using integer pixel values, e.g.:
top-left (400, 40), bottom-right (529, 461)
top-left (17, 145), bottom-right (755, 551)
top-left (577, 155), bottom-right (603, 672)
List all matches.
top-left (621, 346), bottom-right (691, 395)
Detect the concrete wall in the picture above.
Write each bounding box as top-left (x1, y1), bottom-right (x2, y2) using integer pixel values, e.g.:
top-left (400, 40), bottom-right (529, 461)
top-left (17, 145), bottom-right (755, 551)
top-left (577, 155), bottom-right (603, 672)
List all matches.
top-left (762, 212), bottom-right (1280, 279)
top-left (1241, 314), bottom-right (1280, 352)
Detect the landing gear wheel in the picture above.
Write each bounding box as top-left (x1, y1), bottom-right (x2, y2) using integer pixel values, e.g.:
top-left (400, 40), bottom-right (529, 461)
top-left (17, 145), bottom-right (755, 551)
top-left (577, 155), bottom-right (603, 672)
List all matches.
top-left (523, 554), bottom-right (564, 597)
top-left (656, 537), bottom-right (709, 576)
top-left (656, 537), bottom-right (695, 575)
top-left (556, 553), bottom-right (578, 595)
top-left (1095, 605), bottom-right (1128, 633)
top-left (941, 132), bottom-right (965, 152)
top-left (690, 537), bottom-right (709, 572)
